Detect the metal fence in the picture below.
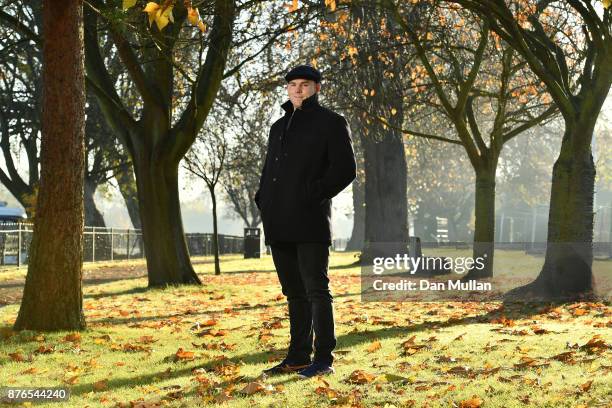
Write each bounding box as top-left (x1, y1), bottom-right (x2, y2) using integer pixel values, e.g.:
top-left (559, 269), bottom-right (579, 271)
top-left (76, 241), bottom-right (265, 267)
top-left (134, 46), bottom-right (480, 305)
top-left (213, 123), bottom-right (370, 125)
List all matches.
top-left (0, 222), bottom-right (244, 266)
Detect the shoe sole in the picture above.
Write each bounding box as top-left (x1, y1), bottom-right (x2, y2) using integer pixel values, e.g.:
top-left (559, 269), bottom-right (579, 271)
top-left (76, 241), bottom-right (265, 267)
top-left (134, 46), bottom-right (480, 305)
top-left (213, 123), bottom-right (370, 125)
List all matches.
top-left (297, 368), bottom-right (335, 378)
top-left (262, 364), bottom-right (311, 376)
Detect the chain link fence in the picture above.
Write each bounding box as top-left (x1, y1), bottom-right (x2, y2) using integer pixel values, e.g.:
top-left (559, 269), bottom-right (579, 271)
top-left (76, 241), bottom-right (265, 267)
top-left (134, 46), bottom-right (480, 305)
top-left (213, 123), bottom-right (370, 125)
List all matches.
top-left (0, 222), bottom-right (244, 266)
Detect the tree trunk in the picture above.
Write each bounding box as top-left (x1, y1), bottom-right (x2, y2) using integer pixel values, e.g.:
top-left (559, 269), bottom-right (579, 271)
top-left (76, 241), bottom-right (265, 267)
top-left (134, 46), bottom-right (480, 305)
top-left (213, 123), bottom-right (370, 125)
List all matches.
top-left (346, 177), bottom-right (365, 251)
top-left (115, 155), bottom-right (141, 229)
top-left (361, 125), bottom-right (409, 262)
top-left (210, 188), bottom-right (221, 275)
top-left (463, 170), bottom-right (496, 279)
top-left (509, 129), bottom-right (596, 300)
top-left (14, 0), bottom-right (86, 331)
top-left (134, 158), bottom-right (201, 286)
top-left (84, 177), bottom-right (105, 227)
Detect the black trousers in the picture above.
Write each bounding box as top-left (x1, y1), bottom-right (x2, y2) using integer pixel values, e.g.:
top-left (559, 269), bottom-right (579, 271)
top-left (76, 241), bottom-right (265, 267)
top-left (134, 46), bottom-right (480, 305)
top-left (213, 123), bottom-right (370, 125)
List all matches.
top-left (270, 242), bottom-right (336, 366)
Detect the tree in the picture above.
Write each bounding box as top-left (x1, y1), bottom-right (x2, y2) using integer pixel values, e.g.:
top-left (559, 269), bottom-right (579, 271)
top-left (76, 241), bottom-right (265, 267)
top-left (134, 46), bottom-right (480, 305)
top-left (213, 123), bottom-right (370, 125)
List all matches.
top-left (84, 0), bottom-right (320, 286)
top-left (447, 0), bottom-right (611, 299)
top-left (320, 3), bottom-right (411, 261)
top-left (184, 130), bottom-right (227, 275)
top-left (0, 1), bottom-right (132, 226)
top-left (14, 0), bottom-right (86, 331)
top-left (384, 0), bottom-right (557, 278)
top-left (215, 87), bottom-right (272, 230)
top-left (346, 115), bottom-right (365, 251)
top-left (84, 0), bottom-right (236, 286)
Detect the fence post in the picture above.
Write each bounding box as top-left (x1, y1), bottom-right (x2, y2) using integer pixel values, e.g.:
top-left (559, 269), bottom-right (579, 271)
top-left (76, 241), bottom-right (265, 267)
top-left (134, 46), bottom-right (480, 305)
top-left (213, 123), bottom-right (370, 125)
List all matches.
top-left (92, 226), bottom-right (96, 262)
top-left (17, 221), bottom-right (21, 268)
top-left (110, 227), bottom-right (114, 261)
top-left (126, 229), bottom-right (131, 260)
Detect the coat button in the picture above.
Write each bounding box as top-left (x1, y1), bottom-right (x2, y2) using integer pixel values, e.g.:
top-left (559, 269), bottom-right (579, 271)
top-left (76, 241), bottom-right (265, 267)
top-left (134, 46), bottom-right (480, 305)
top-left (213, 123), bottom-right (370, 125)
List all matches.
top-left (273, 177), bottom-right (277, 182)
top-left (275, 157), bottom-right (278, 161)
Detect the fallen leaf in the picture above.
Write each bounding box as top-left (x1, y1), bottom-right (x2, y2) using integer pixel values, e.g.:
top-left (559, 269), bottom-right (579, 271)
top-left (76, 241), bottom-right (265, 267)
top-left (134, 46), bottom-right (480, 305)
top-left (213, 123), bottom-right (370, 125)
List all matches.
top-left (579, 379), bottom-right (593, 393)
top-left (93, 380), bottom-right (108, 391)
top-left (63, 332), bottom-right (81, 343)
top-left (174, 348), bottom-right (195, 361)
top-left (8, 352), bottom-right (26, 362)
top-left (459, 395), bottom-right (483, 408)
top-left (367, 341), bottom-right (382, 353)
top-left (347, 370), bottom-right (376, 384)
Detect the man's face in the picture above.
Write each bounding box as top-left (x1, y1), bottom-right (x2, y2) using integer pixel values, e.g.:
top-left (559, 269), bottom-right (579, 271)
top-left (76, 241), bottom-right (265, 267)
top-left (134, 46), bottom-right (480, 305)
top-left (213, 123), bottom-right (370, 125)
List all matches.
top-left (287, 78), bottom-right (321, 108)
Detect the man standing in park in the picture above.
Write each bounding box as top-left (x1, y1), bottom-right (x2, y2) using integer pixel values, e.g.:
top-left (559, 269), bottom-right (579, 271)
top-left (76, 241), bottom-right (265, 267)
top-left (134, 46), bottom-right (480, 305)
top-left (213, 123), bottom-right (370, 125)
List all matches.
top-left (254, 65), bottom-right (356, 378)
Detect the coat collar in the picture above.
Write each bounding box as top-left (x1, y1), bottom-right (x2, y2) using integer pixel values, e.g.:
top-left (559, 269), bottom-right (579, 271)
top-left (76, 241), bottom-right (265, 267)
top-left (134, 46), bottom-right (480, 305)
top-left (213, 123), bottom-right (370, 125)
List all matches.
top-left (281, 92), bottom-right (320, 114)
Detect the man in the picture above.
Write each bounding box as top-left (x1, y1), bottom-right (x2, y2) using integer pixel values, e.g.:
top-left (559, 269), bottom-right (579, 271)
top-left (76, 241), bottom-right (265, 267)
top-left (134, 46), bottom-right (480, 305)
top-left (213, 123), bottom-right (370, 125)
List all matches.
top-left (254, 65), bottom-right (356, 378)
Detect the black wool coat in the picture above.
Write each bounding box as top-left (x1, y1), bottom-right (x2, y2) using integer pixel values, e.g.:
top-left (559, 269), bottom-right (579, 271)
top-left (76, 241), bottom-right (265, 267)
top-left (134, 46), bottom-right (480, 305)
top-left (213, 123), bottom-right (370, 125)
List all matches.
top-left (254, 93), bottom-right (357, 246)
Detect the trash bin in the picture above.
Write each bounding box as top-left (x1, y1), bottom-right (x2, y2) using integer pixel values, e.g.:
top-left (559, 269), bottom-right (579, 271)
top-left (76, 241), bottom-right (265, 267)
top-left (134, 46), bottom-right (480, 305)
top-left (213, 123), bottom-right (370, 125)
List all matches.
top-left (244, 227), bottom-right (261, 258)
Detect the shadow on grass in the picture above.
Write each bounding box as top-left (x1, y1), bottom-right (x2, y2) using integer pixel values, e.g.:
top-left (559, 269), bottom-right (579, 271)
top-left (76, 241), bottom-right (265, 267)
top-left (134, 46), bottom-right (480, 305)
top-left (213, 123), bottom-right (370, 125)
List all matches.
top-left (85, 286), bottom-right (151, 300)
top-left (87, 291), bottom-right (363, 327)
top-left (207, 268), bottom-right (277, 275)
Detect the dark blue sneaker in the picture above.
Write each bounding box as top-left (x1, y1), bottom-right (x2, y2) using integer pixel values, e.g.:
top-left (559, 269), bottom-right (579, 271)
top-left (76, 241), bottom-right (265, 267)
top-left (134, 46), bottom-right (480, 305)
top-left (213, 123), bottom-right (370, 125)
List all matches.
top-left (262, 358), bottom-right (311, 376)
top-left (297, 361), bottom-right (335, 378)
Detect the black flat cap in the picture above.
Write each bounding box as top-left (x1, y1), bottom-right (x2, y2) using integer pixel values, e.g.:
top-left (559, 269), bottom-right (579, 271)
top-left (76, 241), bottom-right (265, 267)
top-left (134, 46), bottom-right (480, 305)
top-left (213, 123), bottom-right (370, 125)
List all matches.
top-left (284, 65), bottom-right (322, 83)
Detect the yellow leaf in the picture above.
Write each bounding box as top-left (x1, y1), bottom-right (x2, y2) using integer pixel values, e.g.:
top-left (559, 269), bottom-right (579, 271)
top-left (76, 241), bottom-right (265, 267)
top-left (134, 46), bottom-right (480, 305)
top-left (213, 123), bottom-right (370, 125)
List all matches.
top-left (290, 0), bottom-right (298, 12)
top-left (143, 2), bottom-right (159, 12)
top-left (123, 0), bottom-right (137, 10)
top-left (391, 107), bottom-right (397, 115)
top-left (187, 7), bottom-right (200, 26)
top-left (144, 2), bottom-right (160, 26)
top-left (155, 11), bottom-right (169, 29)
top-left (197, 20), bottom-right (207, 32)
top-left (154, 5), bottom-right (174, 30)
top-left (603, 0), bottom-right (611, 9)
top-left (164, 5), bottom-right (174, 23)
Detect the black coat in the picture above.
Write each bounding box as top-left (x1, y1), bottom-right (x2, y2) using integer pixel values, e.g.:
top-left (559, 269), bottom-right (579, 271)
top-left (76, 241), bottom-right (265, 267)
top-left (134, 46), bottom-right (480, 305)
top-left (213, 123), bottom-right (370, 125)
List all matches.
top-left (255, 93), bottom-right (357, 245)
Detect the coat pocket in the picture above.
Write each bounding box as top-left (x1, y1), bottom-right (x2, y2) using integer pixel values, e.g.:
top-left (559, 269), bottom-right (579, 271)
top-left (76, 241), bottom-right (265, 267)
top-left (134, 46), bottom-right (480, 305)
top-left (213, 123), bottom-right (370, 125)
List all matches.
top-left (304, 180), bottom-right (325, 206)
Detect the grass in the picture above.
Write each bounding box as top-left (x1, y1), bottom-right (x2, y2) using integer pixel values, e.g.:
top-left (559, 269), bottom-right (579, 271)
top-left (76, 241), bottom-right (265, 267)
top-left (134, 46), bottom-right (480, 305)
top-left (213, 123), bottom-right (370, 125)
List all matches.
top-left (0, 250), bottom-right (610, 408)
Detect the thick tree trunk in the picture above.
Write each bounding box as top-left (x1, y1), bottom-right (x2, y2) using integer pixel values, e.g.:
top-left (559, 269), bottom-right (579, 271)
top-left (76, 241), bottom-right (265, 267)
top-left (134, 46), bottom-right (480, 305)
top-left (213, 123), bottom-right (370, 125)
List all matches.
top-left (464, 170), bottom-right (496, 279)
top-left (210, 188), bottom-right (221, 275)
top-left (84, 177), bottom-right (105, 227)
top-left (508, 129), bottom-right (596, 300)
top-left (134, 157), bottom-right (201, 286)
top-left (115, 156), bottom-right (141, 230)
top-left (14, 0), bottom-right (86, 331)
top-left (346, 177), bottom-right (365, 251)
top-left (361, 125), bottom-right (409, 262)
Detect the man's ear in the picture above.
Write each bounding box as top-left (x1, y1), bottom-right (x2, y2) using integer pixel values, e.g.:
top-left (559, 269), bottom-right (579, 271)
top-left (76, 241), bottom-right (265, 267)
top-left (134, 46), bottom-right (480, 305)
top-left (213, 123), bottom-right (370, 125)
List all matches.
top-left (316, 83), bottom-right (321, 92)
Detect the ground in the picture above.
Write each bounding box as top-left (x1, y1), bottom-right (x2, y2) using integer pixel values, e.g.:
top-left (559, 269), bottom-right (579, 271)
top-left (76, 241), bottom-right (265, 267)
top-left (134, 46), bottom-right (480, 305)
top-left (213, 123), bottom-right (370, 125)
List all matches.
top-left (0, 250), bottom-right (610, 408)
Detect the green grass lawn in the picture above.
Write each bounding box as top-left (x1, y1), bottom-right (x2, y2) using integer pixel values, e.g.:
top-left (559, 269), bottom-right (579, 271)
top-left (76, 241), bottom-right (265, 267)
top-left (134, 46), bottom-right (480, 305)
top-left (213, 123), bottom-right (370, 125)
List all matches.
top-left (0, 250), bottom-right (610, 407)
